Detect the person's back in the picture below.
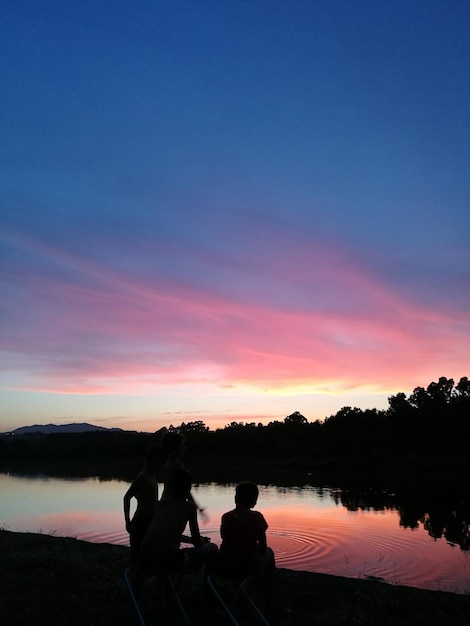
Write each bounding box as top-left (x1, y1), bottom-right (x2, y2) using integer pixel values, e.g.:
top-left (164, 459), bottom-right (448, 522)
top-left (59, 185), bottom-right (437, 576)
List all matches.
top-left (140, 469), bottom-right (217, 575)
top-left (219, 482), bottom-right (272, 576)
top-left (220, 505), bottom-right (268, 575)
top-left (219, 482), bottom-right (275, 613)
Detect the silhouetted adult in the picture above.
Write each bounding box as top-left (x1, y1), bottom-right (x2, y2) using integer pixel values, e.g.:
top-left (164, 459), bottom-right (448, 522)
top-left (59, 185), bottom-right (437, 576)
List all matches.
top-left (123, 444), bottom-right (167, 562)
top-left (161, 431), bottom-right (207, 519)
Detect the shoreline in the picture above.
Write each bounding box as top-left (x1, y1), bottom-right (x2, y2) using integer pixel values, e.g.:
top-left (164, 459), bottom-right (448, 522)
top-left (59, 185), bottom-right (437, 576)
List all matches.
top-left (2, 529), bottom-right (469, 625)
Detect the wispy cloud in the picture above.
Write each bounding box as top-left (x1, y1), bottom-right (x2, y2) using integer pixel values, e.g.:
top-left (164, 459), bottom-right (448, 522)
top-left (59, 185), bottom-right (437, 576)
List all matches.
top-left (2, 225), bottom-right (467, 399)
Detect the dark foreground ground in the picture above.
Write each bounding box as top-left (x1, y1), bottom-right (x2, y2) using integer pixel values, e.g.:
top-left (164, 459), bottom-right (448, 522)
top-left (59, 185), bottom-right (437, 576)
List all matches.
top-left (1, 530), bottom-right (469, 626)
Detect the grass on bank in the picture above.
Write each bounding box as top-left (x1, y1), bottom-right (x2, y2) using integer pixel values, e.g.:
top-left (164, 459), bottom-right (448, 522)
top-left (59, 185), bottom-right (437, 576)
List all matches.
top-left (1, 530), bottom-right (469, 626)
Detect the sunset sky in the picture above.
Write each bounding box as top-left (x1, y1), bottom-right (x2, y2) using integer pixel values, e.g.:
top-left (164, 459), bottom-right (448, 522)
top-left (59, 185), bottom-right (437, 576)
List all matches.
top-left (1, 1), bottom-right (469, 433)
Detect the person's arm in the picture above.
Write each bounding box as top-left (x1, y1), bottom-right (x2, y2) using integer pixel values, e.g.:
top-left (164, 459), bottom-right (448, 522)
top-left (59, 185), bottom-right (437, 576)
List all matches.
top-left (257, 513), bottom-right (268, 554)
top-left (258, 529), bottom-right (267, 554)
top-left (188, 490), bottom-right (208, 519)
top-left (123, 482), bottom-right (137, 533)
top-left (188, 503), bottom-right (204, 547)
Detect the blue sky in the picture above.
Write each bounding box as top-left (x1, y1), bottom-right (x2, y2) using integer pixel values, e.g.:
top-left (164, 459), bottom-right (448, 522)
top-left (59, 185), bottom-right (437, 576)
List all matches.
top-left (1, 0), bottom-right (469, 432)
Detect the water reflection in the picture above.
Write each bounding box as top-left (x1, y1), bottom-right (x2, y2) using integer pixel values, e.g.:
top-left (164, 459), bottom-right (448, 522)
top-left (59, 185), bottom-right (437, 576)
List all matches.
top-left (334, 487), bottom-right (470, 552)
top-left (1, 473), bottom-right (469, 594)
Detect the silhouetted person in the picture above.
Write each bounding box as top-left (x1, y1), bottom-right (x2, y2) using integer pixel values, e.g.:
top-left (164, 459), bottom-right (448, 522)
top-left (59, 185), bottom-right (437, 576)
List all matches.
top-left (161, 432), bottom-right (186, 499)
top-left (219, 481), bottom-right (275, 612)
top-left (123, 443), bottom-right (167, 562)
top-left (140, 469), bottom-right (218, 577)
top-left (161, 431), bottom-right (207, 519)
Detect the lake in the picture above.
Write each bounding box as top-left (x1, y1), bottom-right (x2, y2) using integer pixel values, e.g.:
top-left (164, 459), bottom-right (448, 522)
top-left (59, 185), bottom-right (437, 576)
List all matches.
top-left (1, 472), bottom-right (468, 594)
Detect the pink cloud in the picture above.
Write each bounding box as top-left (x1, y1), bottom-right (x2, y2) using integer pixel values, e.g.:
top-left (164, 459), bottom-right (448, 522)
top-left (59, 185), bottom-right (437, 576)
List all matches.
top-left (1, 230), bottom-right (468, 397)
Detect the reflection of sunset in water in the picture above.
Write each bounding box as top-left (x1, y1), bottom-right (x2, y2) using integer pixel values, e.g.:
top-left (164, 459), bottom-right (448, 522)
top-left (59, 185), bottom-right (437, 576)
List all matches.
top-left (1, 474), bottom-right (468, 594)
top-left (264, 506), bottom-right (467, 593)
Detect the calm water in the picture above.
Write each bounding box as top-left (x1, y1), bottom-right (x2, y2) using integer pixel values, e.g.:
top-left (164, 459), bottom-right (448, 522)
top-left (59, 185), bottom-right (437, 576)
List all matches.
top-left (1, 473), bottom-right (468, 594)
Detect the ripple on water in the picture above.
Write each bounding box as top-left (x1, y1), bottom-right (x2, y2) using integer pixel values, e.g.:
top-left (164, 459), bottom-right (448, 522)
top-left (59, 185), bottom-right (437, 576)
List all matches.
top-left (40, 509), bottom-right (469, 594)
top-left (268, 519), bottom-right (346, 569)
top-left (267, 518), bottom-right (470, 593)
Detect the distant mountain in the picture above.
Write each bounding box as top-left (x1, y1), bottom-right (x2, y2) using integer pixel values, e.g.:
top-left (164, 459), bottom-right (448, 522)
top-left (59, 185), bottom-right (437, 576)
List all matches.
top-left (5, 423), bottom-right (124, 435)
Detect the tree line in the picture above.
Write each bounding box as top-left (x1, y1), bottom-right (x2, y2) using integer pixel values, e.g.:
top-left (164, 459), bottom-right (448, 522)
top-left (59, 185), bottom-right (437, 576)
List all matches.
top-left (167, 375), bottom-right (470, 470)
top-left (1, 376), bottom-right (469, 486)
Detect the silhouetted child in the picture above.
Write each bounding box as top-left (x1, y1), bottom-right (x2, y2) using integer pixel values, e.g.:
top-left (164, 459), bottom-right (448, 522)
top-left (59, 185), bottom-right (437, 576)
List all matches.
top-left (219, 481), bottom-right (275, 612)
top-left (161, 431), bottom-right (207, 519)
top-left (140, 469), bottom-right (218, 576)
top-left (123, 443), bottom-right (167, 562)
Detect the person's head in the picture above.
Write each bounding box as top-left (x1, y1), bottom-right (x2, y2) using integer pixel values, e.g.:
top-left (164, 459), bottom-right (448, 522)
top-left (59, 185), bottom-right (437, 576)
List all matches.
top-left (162, 431), bottom-right (186, 457)
top-left (145, 444), bottom-right (167, 472)
top-left (235, 481), bottom-right (259, 509)
top-left (168, 469), bottom-right (193, 499)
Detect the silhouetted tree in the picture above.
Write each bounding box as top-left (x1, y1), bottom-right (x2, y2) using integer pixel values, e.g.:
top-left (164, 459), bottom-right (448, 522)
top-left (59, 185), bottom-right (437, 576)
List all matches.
top-left (426, 376), bottom-right (454, 406)
top-left (387, 392), bottom-right (415, 417)
top-left (178, 420), bottom-right (209, 434)
top-left (284, 411), bottom-right (308, 426)
top-left (455, 376), bottom-right (470, 397)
